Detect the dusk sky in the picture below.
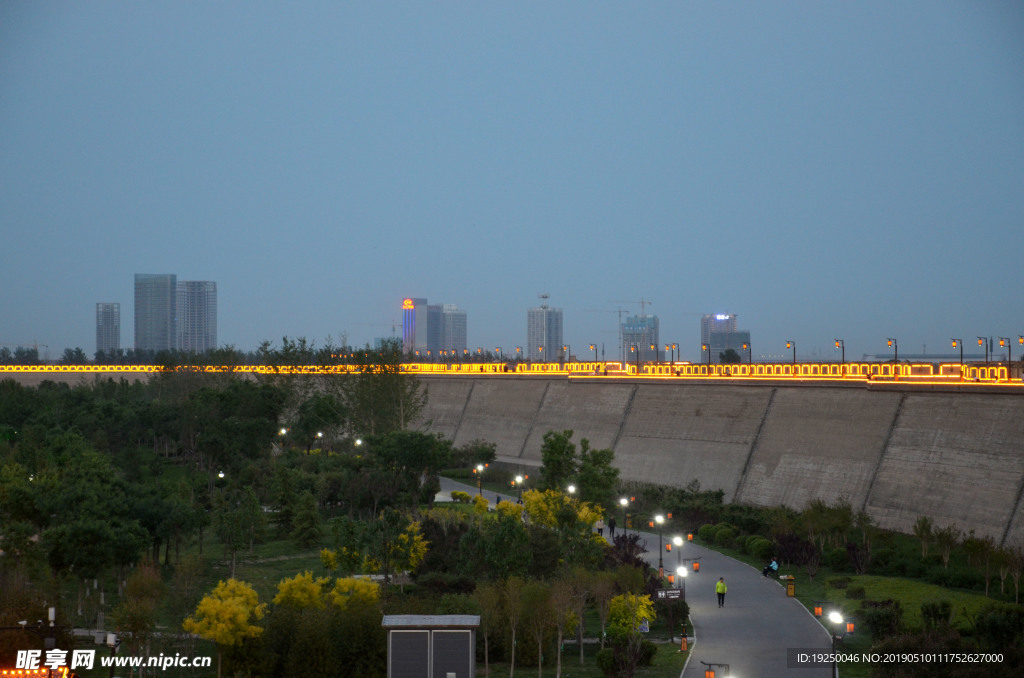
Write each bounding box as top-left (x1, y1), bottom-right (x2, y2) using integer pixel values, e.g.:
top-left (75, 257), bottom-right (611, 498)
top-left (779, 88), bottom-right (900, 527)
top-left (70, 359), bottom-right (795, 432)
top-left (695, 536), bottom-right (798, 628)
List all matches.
top-left (2, 1), bottom-right (1022, 363)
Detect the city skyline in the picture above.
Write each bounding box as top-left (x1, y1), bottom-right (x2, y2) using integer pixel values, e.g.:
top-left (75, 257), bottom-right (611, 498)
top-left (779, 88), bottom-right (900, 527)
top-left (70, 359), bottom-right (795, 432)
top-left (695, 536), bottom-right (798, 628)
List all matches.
top-left (1, 3), bottom-right (1021, 362)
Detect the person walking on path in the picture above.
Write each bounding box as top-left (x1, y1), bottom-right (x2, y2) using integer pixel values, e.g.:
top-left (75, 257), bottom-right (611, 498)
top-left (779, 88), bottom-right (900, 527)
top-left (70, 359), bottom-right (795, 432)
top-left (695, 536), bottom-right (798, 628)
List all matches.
top-left (595, 517), bottom-right (605, 537)
top-left (716, 577), bottom-right (727, 607)
top-left (608, 515), bottom-right (616, 539)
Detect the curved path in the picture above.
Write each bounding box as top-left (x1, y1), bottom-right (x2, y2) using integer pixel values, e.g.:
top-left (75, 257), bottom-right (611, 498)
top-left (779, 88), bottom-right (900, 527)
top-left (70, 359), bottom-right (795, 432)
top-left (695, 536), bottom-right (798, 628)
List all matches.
top-left (436, 478), bottom-right (831, 677)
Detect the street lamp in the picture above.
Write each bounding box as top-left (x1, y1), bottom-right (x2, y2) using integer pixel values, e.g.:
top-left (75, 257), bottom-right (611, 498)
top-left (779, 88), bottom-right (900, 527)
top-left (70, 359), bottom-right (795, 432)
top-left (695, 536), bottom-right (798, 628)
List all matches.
top-left (676, 565), bottom-right (688, 603)
top-left (702, 343), bottom-right (711, 368)
top-left (590, 343), bottom-right (598, 362)
top-left (512, 474), bottom-right (526, 500)
top-left (977, 337), bottom-right (989, 362)
top-left (834, 339), bottom-right (844, 367)
top-left (887, 337), bottom-right (898, 379)
top-left (516, 346), bottom-right (522, 362)
top-left (563, 344), bottom-right (570, 363)
top-left (619, 497), bottom-right (629, 536)
top-left (539, 346), bottom-right (545, 362)
top-left (786, 341), bottom-right (795, 365)
top-left (654, 514), bottom-right (665, 576)
top-left (473, 464), bottom-right (485, 496)
top-left (827, 611), bottom-right (854, 678)
top-left (999, 338), bottom-right (1012, 375)
top-left (742, 342), bottom-right (751, 364)
top-left (495, 347), bottom-right (502, 361)
top-left (952, 339), bottom-right (963, 378)
top-left (567, 484), bottom-right (576, 496)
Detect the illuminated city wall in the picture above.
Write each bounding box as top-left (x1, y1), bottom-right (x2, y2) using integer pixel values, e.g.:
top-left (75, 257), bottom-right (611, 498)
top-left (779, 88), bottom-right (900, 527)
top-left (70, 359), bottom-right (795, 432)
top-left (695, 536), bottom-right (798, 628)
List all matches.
top-left (2, 363), bottom-right (1022, 544)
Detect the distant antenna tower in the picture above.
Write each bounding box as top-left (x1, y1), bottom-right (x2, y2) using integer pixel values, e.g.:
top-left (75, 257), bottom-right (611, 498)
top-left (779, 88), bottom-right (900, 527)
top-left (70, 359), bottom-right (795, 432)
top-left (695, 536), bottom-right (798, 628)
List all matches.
top-left (538, 292), bottom-right (550, 309)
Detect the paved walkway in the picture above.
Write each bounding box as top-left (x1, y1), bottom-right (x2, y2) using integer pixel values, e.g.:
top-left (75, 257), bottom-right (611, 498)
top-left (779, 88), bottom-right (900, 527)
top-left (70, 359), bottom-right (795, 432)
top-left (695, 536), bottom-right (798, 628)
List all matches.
top-left (436, 478), bottom-right (832, 677)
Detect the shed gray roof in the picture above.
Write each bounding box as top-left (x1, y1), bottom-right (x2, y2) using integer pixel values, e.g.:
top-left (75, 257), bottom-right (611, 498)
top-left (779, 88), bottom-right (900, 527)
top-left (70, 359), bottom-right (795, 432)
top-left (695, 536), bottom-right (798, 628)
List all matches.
top-left (381, 615), bottom-right (480, 629)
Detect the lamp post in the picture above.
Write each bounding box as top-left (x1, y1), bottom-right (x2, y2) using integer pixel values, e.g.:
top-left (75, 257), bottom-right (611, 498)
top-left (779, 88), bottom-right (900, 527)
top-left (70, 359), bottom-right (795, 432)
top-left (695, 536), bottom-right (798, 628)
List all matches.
top-left (999, 338), bottom-right (1012, 375)
top-left (887, 337), bottom-right (898, 379)
top-left (563, 344), bottom-right (570, 364)
top-left (786, 340), bottom-right (795, 365)
top-left (676, 565), bottom-right (688, 603)
top-left (474, 464), bottom-right (484, 496)
top-left (952, 339), bottom-right (963, 378)
top-left (539, 346), bottom-right (545, 363)
top-left (619, 497), bottom-right (629, 536)
top-left (702, 343), bottom-right (711, 368)
top-left (516, 346), bottom-right (522, 363)
top-left (977, 337), bottom-right (989, 362)
top-left (590, 343), bottom-right (598, 362)
top-left (567, 484), bottom-right (576, 496)
top-left (512, 474), bottom-right (525, 500)
top-left (742, 342), bottom-right (751, 364)
top-left (827, 611), bottom-right (854, 678)
top-left (495, 347), bottom-right (502, 361)
top-left (834, 339), bottom-right (844, 367)
top-left (654, 514), bottom-right (665, 576)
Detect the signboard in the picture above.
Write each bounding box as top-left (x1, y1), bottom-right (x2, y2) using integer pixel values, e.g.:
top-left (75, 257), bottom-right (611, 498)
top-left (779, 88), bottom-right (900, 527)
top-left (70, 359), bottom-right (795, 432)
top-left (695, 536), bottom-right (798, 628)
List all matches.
top-left (656, 588), bottom-right (682, 600)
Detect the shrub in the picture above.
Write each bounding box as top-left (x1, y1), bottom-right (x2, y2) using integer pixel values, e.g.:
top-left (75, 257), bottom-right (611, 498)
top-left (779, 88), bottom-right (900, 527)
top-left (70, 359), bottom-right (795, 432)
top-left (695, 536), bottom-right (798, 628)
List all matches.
top-left (861, 599), bottom-right (903, 640)
top-left (596, 648), bottom-right (616, 678)
top-left (714, 528), bottom-right (737, 548)
top-left (921, 600), bottom-right (953, 630)
top-left (828, 547), bottom-right (849, 571)
top-left (697, 524), bottom-right (716, 542)
top-left (742, 534), bottom-right (762, 554)
top-left (827, 576), bottom-right (852, 590)
top-left (450, 491), bottom-right (471, 503)
top-left (750, 538), bottom-right (775, 561)
top-left (847, 585), bottom-right (866, 599)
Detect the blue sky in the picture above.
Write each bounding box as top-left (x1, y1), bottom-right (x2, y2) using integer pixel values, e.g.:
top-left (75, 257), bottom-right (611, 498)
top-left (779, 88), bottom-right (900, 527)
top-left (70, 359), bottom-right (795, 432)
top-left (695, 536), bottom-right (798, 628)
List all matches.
top-left (2, 1), bottom-right (1022, 362)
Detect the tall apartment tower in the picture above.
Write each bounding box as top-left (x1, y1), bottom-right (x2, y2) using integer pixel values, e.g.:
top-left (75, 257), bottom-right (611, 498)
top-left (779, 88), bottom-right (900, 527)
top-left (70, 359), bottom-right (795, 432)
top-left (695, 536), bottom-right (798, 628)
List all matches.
top-left (701, 313), bottom-right (750, 362)
top-left (177, 281), bottom-right (218, 353)
top-left (527, 296), bottom-right (563, 362)
top-left (622, 314), bottom-right (660, 363)
top-left (402, 298), bottom-right (429, 356)
top-left (134, 274), bottom-right (177, 352)
top-left (96, 303), bottom-right (121, 355)
top-left (441, 304), bottom-right (467, 354)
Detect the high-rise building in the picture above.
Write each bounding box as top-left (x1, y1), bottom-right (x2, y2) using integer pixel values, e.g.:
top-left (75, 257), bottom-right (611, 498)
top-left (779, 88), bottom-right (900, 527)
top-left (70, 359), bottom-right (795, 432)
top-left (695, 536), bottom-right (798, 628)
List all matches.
top-left (527, 298), bottom-right (563, 362)
top-left (402, 298), bottom-right (429, 356)
top-left (442, 304), bottom-right (467, 354)
top-left (177, 281), bottom-right (217, 353)
top-left (96, 303), bottom-right (120, 355)
top-left (135, 274), bottom-right (177, 353)
top-left (622, 314), bottom-right (660, 363)
top-left (701, 313), bottom-right (750, 362)
top-left (402, 298), bottom-right (469, 358)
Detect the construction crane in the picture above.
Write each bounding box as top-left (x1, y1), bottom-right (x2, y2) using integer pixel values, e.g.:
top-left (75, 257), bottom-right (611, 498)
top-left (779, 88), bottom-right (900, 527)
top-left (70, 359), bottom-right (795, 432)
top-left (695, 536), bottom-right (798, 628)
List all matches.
top-left (611, 298), bottom-right (653, 317)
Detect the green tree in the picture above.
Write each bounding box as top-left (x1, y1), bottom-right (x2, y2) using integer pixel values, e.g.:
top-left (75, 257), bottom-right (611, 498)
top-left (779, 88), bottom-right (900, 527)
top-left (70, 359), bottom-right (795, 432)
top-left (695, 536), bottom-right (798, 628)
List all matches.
top-left (539, 430), bottom-right (577, 491)
top-left (112, 562), bottom-right (164, 661)
top-left (719, 348), bottom-right (741, 363)
top-left (343, 339), bottom-right (426, 436)
top-left (291, 490), bottom-right (323, 548)
top-left (913, 516), bottom-right (933, 559)
top-left (934, 524), bottom-right (961, 569)
top-left (576, 440), bottom-right (619, 507)
top-left (473, 582), bottom-right (502, 677)
top-left (503, 576), bottom-right (526, 678)
top-left (521, 580), bottom-right (553, 678)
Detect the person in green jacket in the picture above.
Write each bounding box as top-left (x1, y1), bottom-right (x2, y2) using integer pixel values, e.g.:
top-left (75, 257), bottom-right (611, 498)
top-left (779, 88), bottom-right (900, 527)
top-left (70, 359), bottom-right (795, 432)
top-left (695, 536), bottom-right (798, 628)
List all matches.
top-left (716, 577), bottom-right (727, 607)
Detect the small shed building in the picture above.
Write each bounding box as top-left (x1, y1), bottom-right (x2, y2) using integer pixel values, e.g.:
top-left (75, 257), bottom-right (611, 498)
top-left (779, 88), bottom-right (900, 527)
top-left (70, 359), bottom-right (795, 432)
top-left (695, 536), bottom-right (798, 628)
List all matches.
top-left (381, 614), bottom-right (479, 678)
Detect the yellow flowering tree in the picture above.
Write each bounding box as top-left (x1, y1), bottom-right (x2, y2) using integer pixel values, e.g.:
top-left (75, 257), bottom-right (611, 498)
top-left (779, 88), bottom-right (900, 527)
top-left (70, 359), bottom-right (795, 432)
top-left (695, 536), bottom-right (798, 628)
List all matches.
top-left (496, 500), bottom-right (525, 520)
top-left (183, 579), bottom-right (266, 678)
top-left (273, 571), bottom-right (327, 610)
top-left (328, 577), bottom-right (380, 612)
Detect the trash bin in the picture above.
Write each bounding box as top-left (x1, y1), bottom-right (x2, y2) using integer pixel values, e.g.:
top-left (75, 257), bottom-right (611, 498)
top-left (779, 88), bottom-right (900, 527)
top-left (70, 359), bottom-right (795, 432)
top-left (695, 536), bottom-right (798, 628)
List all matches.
top-left (782, 575), bottom-right (795, 597)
